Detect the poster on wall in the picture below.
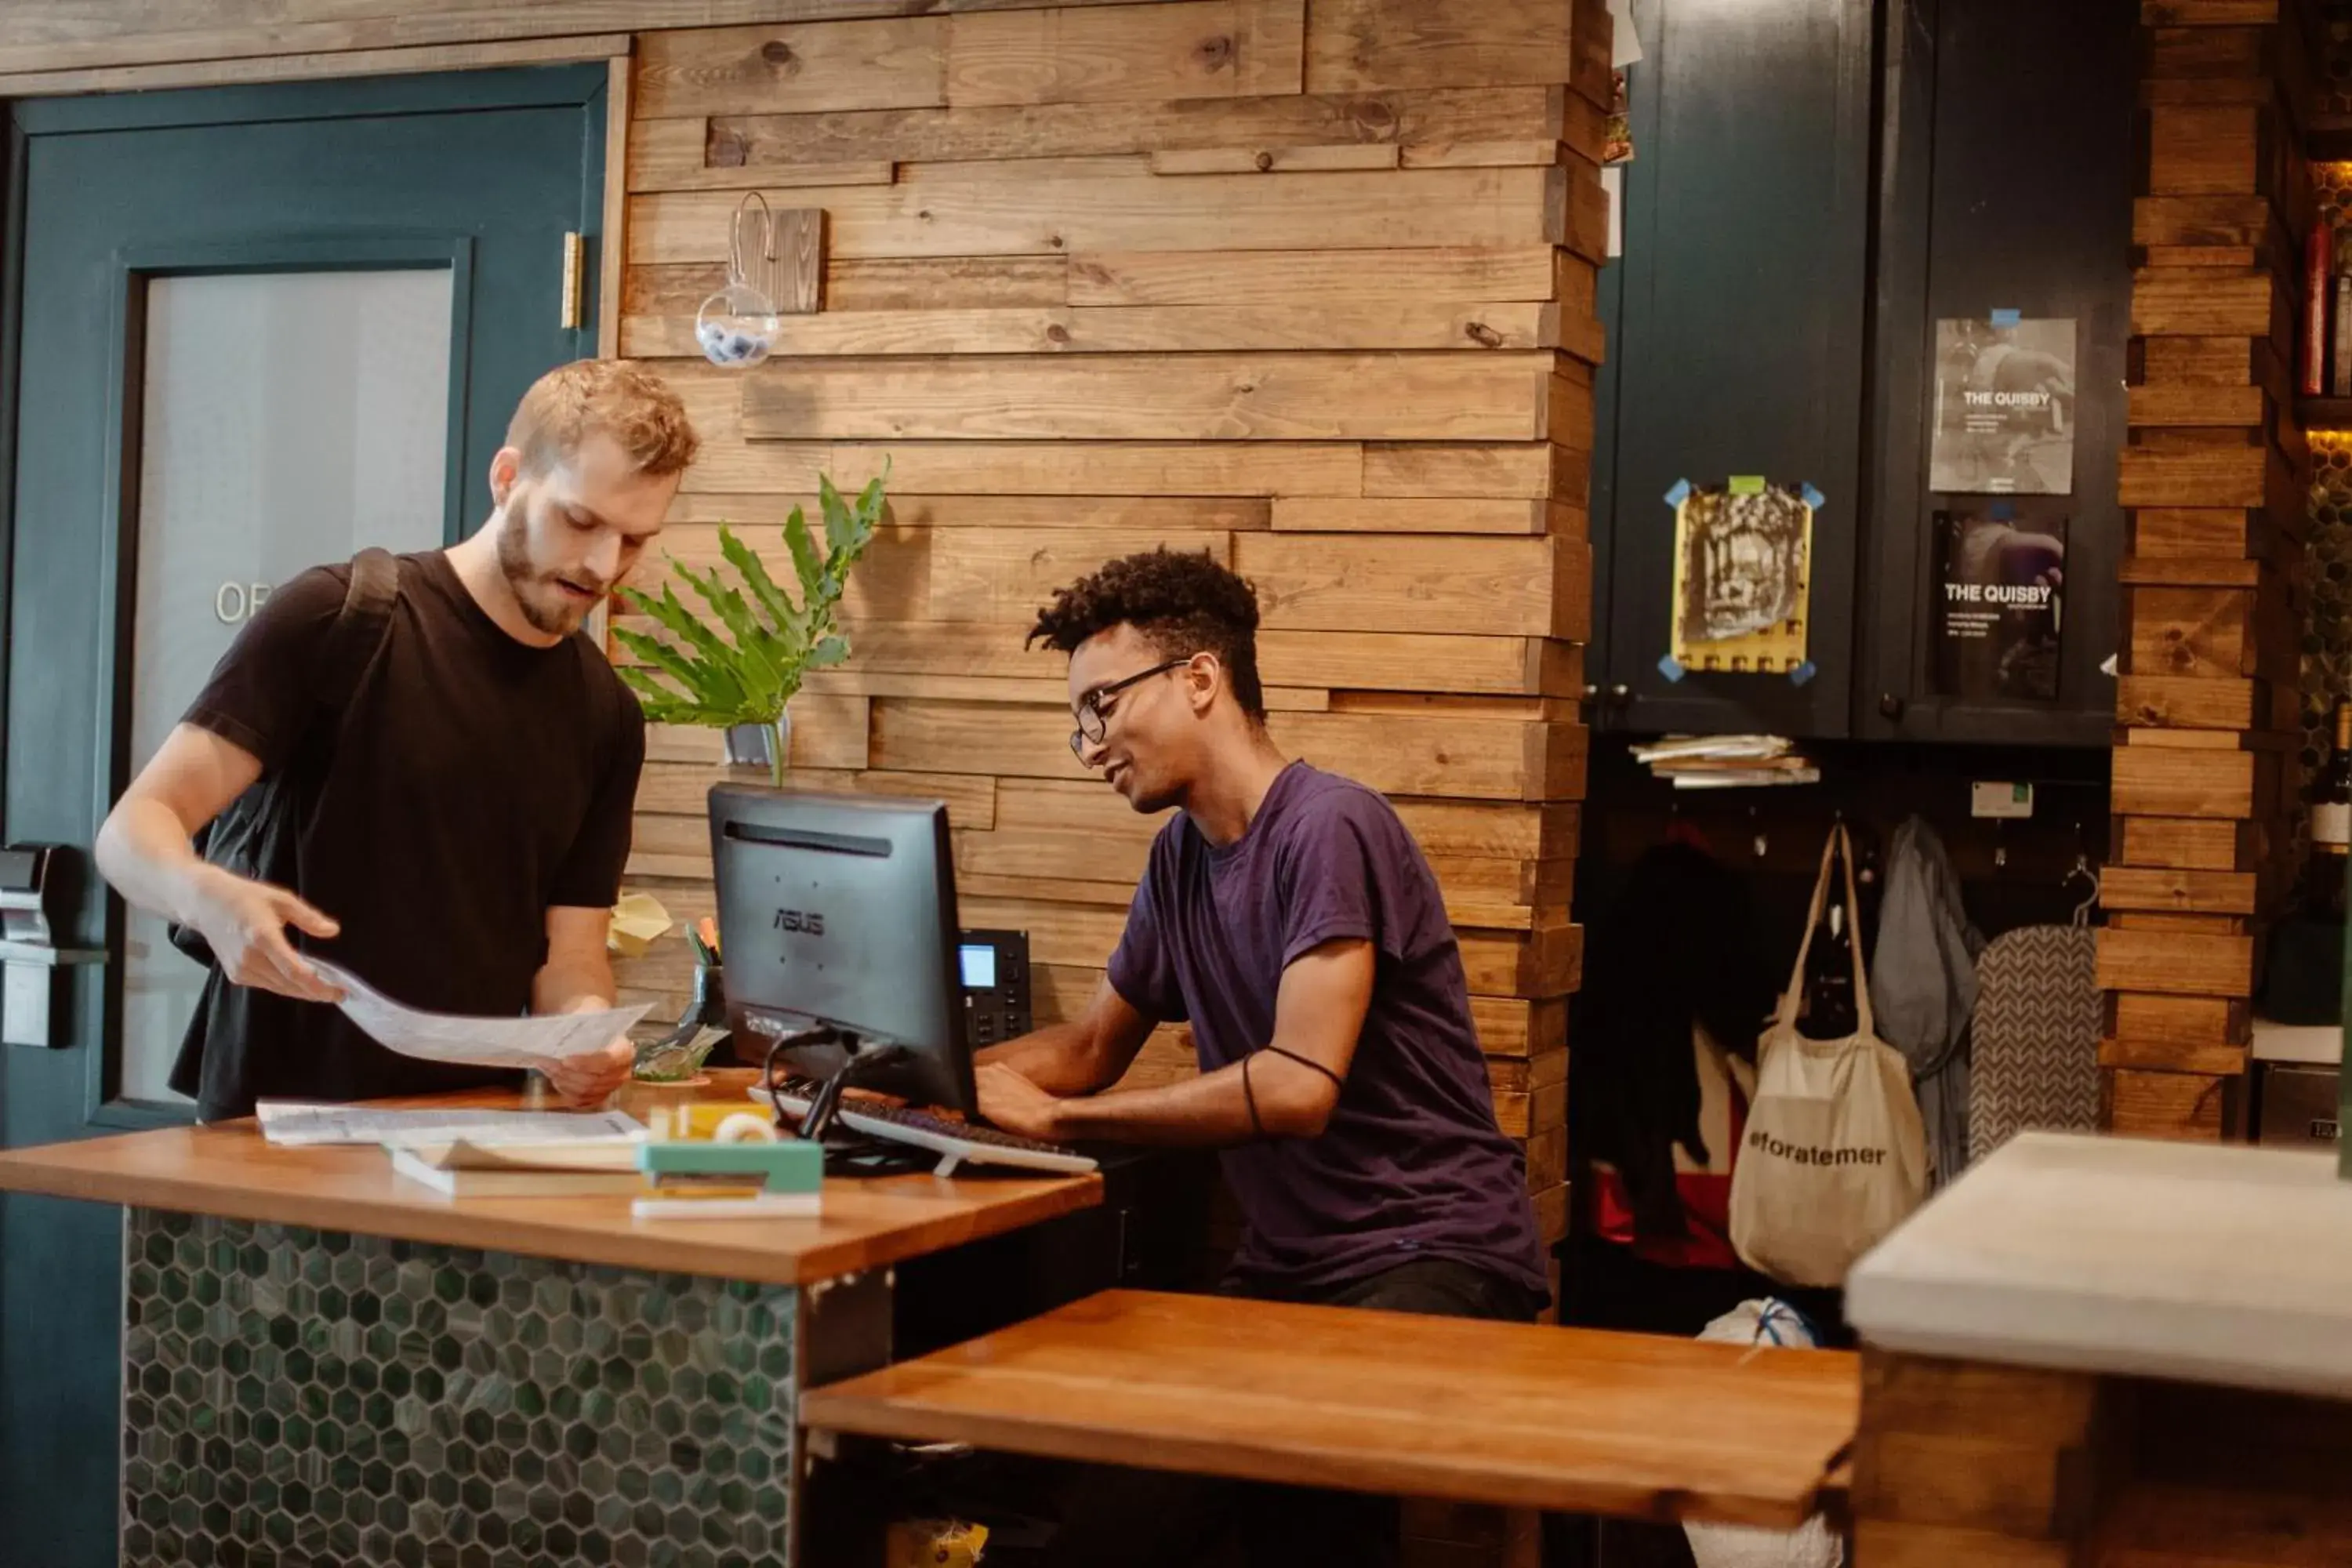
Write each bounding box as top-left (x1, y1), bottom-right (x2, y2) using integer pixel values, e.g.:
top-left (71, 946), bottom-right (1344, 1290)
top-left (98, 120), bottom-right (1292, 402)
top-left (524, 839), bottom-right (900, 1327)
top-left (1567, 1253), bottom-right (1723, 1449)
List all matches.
top-left (1932, 510), bottom-right (2065, 702)
top-left (1668, 477), bottom-right (1814, 676)
top-left (1928, 316), bottom-right (2078, 495)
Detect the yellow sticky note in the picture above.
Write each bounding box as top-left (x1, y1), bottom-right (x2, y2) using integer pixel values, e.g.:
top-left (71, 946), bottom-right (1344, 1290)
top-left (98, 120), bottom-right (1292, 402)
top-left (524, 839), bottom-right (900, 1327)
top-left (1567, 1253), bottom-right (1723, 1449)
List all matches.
top-left (608, 891), bottom-right (672, 959)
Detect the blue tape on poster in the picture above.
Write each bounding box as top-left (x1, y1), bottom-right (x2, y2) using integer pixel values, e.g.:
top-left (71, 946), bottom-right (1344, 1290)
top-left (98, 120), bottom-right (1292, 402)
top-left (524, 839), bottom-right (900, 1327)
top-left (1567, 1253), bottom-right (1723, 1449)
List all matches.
top-left (1664, 478), bottom-right (1692, 507)
top-left (1788, 661), bottom-right (1818, 687)
top-left (1989, 499), bottom-right (2016, 521)
top-left (1800, 482), bottom-right (1826, 510)
top-left (1657, 655), bottom-right (1686, 683)
top-left (1989, 307), bottom-right (2022, 327)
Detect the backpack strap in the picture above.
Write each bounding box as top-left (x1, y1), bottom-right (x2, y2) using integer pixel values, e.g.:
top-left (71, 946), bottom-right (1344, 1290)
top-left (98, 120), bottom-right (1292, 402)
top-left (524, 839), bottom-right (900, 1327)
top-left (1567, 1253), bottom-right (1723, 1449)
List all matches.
top-left (311, 547), bottom-right (401, 714)
top-left (169, 549), bottom-right (401, 969)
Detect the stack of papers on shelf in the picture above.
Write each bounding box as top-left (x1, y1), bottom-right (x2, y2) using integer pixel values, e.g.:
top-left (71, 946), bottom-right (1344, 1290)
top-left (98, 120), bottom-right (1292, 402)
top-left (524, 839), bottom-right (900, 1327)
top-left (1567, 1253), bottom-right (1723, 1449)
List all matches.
top-left (1631, 735), bottom-right (1820, 789)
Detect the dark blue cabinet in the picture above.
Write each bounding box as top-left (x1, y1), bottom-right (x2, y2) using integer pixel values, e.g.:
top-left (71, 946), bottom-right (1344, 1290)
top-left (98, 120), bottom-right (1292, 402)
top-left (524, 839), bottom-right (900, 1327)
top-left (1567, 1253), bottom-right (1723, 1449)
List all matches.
top-left (1588, 0), bottom-right (1876, 738)
top-left (1586, 0), bottom-right (2135, 748)
top-left (1857, 0), bottom-right (2136, 746)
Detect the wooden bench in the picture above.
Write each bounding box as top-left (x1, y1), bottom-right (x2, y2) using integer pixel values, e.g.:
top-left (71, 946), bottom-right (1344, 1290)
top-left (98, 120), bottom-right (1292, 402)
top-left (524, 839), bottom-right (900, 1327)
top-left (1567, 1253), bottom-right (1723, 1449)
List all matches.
top-left (801, 1288), bottom-right (1859, 1529)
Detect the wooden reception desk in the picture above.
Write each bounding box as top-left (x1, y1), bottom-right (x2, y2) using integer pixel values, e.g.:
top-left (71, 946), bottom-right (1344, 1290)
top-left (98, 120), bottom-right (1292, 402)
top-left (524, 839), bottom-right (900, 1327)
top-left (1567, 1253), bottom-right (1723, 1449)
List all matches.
top-left (0, 1073), bottom-right (1098, 1567)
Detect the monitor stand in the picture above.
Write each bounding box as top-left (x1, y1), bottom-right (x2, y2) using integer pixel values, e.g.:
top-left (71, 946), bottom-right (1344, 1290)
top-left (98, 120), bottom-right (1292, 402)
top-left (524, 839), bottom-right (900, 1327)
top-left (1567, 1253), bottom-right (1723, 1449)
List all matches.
top-left (760, 1029), bottom-right (930, 1175)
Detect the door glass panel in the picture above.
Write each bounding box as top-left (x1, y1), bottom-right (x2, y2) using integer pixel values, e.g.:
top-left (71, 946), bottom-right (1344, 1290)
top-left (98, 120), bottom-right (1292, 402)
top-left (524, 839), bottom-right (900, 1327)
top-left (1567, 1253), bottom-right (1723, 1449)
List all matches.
top-left (122, 269), bottom-right (452, 1103)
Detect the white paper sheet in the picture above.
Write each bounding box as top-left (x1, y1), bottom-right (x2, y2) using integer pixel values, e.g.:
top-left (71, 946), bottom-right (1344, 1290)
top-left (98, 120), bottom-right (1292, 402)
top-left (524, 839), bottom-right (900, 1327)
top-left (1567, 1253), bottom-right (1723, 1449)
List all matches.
top-left (310, 960), bottom-right (652, 1072)
top-left (1609, 0), bottom-right (1642, 67)
top-left (256, 1102), bottom-right (645, 1149)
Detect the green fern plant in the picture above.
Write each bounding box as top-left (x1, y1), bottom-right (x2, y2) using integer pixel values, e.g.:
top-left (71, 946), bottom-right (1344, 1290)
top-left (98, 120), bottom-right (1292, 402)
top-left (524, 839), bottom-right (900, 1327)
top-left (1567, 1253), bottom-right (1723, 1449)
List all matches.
top-left (612, 470), bottom-right (886, 785)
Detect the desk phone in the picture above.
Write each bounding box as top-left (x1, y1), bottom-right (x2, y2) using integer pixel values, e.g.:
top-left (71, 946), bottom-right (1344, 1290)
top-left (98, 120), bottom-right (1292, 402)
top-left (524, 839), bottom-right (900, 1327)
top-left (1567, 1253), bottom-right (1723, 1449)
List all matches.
top-left (957, 929), bottom-right (1032, 1049)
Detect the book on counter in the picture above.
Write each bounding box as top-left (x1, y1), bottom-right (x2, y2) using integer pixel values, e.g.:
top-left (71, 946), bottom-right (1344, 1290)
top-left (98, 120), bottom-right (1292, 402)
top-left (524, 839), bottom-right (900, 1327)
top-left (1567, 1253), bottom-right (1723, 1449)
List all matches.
top-left (387, 1133), bottom-right (826, 1218)
top-left (381, 1114), bottom-right (823, 1222)
top-left (630, 1139), bottom-right (824, 1220)
top-left (388, 1138), bottom-right (644, 1198)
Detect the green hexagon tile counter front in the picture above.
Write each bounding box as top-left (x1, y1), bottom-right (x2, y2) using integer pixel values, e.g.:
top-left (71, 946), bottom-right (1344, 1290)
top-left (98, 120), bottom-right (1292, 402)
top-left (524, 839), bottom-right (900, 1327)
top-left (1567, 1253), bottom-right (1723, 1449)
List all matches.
top-left (122, 1210), bottom-right (798, 1568)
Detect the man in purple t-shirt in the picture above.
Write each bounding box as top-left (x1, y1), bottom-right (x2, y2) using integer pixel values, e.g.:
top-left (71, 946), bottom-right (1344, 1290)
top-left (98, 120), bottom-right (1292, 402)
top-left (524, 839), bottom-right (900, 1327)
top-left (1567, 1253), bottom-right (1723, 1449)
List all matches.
top-left (974, 549), bottom-right (1546, 1563)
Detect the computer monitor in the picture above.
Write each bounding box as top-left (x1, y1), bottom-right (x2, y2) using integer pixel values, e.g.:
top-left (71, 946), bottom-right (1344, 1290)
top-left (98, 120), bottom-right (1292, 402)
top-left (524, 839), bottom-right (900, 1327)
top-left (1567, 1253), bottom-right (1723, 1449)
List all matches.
top-left (707, 784), bottom-right (975, 1116)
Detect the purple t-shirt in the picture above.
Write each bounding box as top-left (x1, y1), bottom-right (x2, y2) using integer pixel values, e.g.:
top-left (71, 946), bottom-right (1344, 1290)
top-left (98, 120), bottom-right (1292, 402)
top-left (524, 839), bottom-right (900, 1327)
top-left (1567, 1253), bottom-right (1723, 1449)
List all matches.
top-left (1108, 762), bottom-right (1548, 1298)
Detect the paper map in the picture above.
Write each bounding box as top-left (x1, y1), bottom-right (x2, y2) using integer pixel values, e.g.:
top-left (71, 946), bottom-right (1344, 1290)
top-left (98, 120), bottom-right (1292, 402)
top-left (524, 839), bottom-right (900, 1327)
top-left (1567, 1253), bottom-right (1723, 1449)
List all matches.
top-left (310, 960), bottom-right (652, 1073)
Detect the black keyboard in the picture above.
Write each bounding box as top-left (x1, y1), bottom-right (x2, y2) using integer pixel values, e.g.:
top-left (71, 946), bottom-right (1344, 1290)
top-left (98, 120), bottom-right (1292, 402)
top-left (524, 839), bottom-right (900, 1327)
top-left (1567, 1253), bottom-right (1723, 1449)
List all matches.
top-left (757, 1079), bottom-right (1097, 1176)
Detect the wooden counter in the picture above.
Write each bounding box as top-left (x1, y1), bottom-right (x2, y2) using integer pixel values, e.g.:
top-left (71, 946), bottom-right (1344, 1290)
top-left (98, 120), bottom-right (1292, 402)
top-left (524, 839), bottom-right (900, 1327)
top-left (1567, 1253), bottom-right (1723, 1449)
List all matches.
top-left (805, 1288), bottom-right (1860, 1529)
top-left (1849, 1131), bottom-right (2352, 1397)
top-left (0, 1076), bottom-right (1101, 1566)
top-left (1844, 1132), bottom-right (2352, 1566)
top-left (0, 1073), bottom-right (1099, 1287)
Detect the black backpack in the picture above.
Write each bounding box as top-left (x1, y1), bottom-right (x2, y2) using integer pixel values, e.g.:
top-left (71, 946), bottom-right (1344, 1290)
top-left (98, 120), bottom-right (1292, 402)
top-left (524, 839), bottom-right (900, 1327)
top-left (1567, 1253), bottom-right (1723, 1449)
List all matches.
top-left (166, 549), bottom-right (402, 966)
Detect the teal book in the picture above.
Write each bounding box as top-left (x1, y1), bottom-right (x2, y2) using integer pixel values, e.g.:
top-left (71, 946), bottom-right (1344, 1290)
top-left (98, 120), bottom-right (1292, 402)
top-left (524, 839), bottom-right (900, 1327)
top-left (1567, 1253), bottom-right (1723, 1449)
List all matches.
top-left (630, 1138), bottom-right (824, 1220)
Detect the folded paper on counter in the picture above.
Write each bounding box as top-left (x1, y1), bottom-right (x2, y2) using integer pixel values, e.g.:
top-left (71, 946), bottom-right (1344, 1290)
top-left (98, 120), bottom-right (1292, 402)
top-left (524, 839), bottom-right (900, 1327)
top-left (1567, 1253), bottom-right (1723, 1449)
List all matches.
top-left (256, 1102), bottom-right (645, 1149)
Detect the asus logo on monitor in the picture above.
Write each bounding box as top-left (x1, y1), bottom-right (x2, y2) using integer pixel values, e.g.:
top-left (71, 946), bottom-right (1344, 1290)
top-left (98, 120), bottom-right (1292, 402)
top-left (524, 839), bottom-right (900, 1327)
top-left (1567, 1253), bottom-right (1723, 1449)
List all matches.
top-left (772, 909), bottom-right (826, 935)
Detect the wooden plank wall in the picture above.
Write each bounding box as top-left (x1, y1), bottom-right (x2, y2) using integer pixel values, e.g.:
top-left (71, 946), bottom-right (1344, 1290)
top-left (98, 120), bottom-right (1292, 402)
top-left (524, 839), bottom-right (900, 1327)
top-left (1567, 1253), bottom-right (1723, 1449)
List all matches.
top-left (0, 0), bottom-right (1224, 87)
top-left (612, 9), bottom-right (1604, 1558)
top-left (2103, 0), bottom-right (2317, 1138)
top-left (609, 0), bottom-right (1602, 1294)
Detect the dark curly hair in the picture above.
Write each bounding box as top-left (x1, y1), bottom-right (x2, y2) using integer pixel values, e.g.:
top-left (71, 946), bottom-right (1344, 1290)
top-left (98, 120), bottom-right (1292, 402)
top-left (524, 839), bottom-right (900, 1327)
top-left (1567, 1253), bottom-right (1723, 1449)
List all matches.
top-left (1027, 548), bottom-right (1266, 721)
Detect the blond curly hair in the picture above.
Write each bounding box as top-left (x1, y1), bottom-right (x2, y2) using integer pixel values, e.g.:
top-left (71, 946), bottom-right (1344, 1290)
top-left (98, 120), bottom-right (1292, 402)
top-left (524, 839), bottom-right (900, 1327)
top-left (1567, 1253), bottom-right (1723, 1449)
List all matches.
top-left (505, 359), bottom-right (699, 479)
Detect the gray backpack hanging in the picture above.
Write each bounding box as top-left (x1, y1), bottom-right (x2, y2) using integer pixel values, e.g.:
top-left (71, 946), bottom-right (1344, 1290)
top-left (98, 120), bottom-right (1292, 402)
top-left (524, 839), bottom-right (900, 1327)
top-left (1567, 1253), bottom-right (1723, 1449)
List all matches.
top-left (1870, 816), bottom-right (1982, 1189)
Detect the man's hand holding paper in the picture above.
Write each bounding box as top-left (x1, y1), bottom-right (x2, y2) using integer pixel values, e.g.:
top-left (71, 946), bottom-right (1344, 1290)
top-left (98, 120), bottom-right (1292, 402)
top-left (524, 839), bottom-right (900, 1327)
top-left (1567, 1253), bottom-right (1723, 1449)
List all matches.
top-left (543, 996), bottom-right (637, 1107)
top-left (308, 960), bottom-right (650, 1107)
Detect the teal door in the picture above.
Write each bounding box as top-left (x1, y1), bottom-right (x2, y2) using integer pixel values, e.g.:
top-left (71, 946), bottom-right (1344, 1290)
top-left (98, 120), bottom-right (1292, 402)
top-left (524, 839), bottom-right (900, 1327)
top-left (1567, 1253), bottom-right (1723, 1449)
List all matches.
top-left (0, 67), bottom-right (608, 1565)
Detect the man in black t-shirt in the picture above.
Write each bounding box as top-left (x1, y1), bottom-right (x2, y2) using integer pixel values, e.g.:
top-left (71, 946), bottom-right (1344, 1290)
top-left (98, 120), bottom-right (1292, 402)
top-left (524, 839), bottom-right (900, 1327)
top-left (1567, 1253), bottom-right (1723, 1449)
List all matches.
top-left (96, 360), bottom-right (698, 1120)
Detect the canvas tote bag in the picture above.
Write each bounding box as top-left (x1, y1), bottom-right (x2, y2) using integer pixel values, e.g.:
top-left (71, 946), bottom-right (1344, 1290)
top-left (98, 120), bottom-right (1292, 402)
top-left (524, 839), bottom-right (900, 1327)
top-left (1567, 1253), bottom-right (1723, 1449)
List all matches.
top-left (1730, 825), bottom-right (1931, 1287)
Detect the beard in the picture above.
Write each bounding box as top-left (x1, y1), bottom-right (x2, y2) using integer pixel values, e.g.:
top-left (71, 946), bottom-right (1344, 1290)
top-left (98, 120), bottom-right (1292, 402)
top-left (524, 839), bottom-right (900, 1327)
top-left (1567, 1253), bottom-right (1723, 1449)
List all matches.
top-left (495, 508), bottom-right (596, 637)
top-left (1121, 768), bottom-right (1183, 815)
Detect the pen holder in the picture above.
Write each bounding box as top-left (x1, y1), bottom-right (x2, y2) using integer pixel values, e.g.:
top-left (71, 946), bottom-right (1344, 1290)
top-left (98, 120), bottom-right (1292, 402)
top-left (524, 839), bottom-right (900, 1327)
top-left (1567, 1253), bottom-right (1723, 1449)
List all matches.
top-left (690, 962), bottom-right (726, 1026)
top-left (631, 964), bottom-right (730, 1083)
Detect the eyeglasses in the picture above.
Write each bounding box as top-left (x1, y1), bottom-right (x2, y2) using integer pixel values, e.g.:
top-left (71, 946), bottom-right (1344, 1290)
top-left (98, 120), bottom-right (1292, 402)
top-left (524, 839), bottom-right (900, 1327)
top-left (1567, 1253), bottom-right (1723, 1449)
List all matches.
top-left (1069, 657), bottom-right (1189, 760)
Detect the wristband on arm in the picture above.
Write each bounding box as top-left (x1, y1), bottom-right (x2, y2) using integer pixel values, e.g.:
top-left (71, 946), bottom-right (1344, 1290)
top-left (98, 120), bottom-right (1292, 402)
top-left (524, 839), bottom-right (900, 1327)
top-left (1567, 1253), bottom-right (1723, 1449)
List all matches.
top-left (1261, 1044), bottom-right (1345, 1089)
top-left (1241, 1045), bottom-right (1347, 1137)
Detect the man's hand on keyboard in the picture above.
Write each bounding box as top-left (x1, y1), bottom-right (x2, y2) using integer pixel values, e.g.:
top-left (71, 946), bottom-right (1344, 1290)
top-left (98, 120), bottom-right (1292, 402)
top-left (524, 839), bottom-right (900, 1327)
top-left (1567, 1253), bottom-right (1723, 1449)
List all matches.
top-left (975, 1062), bottom-right (1067, 1142)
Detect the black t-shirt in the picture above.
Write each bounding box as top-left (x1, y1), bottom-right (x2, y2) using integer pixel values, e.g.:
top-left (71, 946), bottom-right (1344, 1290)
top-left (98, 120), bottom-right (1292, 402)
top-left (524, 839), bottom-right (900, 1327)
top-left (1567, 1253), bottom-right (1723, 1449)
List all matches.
top-left (170, 549), bottom-right (646, 1120)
